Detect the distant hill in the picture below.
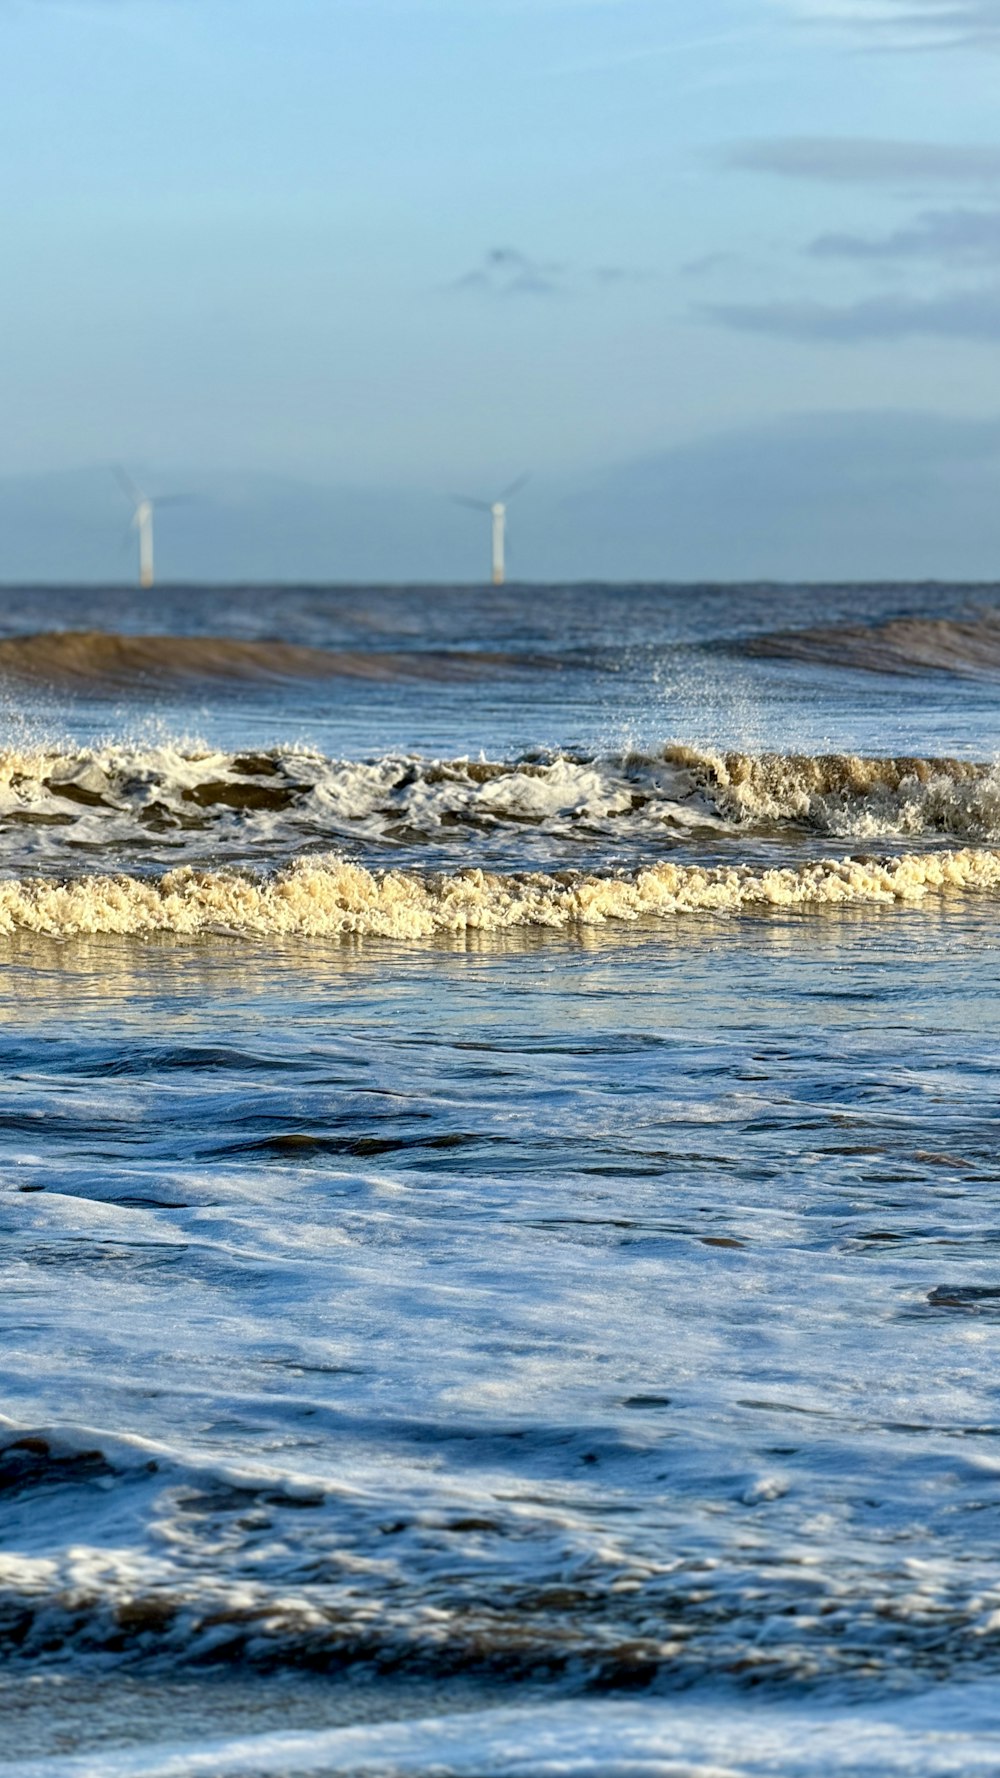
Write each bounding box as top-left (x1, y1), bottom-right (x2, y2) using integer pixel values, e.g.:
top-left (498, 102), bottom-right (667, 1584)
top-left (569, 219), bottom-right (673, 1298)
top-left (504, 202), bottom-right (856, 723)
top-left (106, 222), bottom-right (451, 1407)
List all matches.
top-left (3, 410), bottom-right (1000, 583)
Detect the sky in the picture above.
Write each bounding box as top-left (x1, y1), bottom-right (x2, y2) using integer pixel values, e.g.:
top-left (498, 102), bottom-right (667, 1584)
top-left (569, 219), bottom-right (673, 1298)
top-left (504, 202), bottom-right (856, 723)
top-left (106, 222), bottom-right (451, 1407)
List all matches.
top-left (2, 0), bottom-right (1000, 580)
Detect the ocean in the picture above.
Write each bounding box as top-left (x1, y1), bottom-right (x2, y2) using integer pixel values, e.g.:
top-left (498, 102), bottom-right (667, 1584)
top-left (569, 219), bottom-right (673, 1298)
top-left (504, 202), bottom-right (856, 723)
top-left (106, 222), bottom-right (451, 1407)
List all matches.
top-left (4, 579), bottom-right (1000, 1776)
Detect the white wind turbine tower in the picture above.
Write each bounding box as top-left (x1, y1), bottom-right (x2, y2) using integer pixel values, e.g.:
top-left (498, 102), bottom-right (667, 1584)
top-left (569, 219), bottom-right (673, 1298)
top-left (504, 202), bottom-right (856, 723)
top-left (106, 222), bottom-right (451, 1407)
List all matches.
top-left (114, 469), bottom-right (192, 589)
top-left (454, 474), bottom-right (529, 586)
top-left (115, 469), bottom-right (156, 588)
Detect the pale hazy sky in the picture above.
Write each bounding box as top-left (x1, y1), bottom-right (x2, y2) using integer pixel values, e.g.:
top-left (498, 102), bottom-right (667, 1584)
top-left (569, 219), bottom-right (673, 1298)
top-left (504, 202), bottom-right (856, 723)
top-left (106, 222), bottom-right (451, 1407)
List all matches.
top-left (2, 0), bottom-right (1000, 577)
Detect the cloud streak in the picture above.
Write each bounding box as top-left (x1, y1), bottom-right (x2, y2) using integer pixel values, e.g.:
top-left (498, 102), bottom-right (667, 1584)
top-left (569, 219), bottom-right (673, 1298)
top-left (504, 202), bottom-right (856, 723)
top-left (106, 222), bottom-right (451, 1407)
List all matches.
top-left (706, 285), bottom-right (1000, 342)
top-left (451, 248), bottom-right (565, 298)
top-left (725, 137), bottom-right (1000, 187)
top-left (449, 248), bottom-right (650, 298)
top-left (776, 1), bottom-right (1000, 51)
top-left (810, 207), bottom-right (1000, 262)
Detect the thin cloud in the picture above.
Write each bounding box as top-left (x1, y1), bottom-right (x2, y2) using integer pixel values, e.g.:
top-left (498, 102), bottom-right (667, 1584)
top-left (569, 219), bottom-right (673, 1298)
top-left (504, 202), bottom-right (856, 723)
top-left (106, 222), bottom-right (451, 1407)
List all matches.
top-left (591, 264), bottom-right (654, 285)
top-left (449, 248), bottom-right (652, 298)
top-left (450, 248), bottom-right (565, 298)
top-left (680, 251), bottom-right (742, 279)
top-left (810, 207), bottom-right (1000, 262)
top-left (705, 285), bottom-right (1000, 342)
top-left (550, 26), bottom-right (767, 76)
top-left (776, 1), bottom-right (1000, 50)
top-left (724, 137), bottom-right (1000, 186)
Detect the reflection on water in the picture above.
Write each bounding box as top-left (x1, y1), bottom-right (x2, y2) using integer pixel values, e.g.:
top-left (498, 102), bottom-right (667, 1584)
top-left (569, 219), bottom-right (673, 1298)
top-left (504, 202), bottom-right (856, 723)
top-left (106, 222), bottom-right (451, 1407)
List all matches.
top-left (2, 910), bottom-right (1000, 1703)
top-left (0, 894), bottom-right (994, 1007)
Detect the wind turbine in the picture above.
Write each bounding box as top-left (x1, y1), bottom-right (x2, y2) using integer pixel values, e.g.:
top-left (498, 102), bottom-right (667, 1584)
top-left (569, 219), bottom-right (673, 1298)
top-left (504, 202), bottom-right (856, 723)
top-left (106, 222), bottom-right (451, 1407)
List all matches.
top-left (114, 469), bottom-right (192, 589)
top-left (453, 474), bottom-right (529, 586)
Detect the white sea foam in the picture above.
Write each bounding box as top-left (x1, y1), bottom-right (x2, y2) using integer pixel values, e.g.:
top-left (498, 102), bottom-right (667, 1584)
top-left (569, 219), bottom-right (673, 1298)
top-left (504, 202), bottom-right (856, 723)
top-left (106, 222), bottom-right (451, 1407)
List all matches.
top-left (0, 742), bottom-right (998, 878)
top-left (0, 846), bottom-right (996, 940)
top-left (6, 1689), bottom-right (1000, 1776)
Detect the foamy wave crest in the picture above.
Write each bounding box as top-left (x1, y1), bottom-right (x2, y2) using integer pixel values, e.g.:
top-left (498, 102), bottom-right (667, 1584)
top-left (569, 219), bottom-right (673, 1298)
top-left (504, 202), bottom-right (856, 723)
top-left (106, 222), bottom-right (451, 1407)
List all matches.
top-left (667, 746), bottom-right (1000, 840)
top-left (0, 740), bottom-right (728, 872)
top-left (0, 848), bottom-right (997, 940)
top-left (2, 742), bottom-right (1000, 873)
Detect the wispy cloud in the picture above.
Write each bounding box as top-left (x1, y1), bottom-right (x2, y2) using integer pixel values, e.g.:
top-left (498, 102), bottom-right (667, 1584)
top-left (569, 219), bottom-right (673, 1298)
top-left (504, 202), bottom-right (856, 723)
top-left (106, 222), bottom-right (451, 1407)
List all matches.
top-left (450, 247), bottom-right (565, 298)
top-left (775, 0), bottom-right (1000, 51)
top-left (550, 26), bottom-right (767, 76)
top-left (706, 285), bottom-right (1000, 341)
top-left (591, 263), bottom-right (654, 285)
top-left (724, 137), bottom-right (1000, 187)
top-left (810, 207), bottom-right (1000, 262)
top-left (714, 137), bottom-right (1000, 342)
top-left (680, 251), bottom-right (742, 279)
top-left (449, 248), bottom-right (651, 298)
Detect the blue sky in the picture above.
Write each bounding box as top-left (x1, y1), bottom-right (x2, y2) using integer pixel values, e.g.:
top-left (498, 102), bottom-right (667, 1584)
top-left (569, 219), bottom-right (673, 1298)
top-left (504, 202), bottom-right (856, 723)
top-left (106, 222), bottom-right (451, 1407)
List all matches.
top-left (2, 0), bottom-right (1000, 578)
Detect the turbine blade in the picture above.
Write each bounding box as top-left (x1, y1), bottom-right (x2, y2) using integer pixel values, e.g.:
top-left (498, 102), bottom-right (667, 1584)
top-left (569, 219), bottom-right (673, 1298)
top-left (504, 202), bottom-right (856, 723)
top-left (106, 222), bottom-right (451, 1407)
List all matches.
top-left (499, 472), bottom-right (530, 502)
top-left (113, 465), bottom-right (143, 508)
top-left (450, 495), bottom-right (492, 512)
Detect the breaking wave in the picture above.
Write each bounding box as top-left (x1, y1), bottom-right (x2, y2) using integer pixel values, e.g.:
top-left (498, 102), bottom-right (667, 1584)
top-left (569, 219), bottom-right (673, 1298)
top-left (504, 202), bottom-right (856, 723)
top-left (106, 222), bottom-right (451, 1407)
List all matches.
top-left (0, 846), bottom-right (996, 940)
top-left (667, 745), bottom-right (1000, 840)
top-left (0, 743), bottom-right (999, 873)
top-left (746, 608), bottom-right (1000, 677)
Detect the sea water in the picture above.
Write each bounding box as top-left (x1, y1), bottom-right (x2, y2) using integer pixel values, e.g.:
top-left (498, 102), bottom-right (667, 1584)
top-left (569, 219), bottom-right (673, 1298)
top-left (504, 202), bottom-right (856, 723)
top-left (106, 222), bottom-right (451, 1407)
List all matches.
top-left (3, 581), bottom-right (1000, 1775)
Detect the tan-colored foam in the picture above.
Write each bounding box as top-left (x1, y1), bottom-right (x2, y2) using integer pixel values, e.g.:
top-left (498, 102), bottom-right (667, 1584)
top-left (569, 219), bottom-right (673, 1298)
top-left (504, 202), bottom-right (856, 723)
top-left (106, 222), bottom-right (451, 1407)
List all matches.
top-left (0, 848), bottom-right (997, 941)
top-left (664, 746), bottom-right (1000, 836)
top-left (1, 742), bottom-right (997, 850)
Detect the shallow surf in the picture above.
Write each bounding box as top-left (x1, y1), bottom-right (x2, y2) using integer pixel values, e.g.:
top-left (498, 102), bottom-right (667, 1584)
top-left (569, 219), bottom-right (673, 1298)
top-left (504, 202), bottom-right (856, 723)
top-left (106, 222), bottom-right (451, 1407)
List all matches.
top-left (1, 742), bottom-right (999, 883)
top-left (4, 581), bottom-right (1000, 1775)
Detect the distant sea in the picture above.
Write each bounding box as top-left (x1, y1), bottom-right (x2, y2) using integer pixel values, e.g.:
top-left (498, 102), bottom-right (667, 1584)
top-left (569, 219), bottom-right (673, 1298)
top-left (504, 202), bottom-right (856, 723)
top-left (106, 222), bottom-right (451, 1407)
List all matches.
top-left (5, 579), bottom-right (1000, 1776)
